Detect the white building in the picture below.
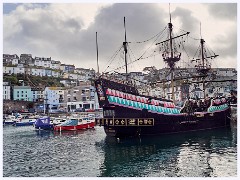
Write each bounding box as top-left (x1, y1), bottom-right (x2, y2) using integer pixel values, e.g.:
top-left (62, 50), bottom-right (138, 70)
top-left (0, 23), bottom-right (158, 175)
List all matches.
top-left (213, 68), bottom-right (237, 77)
top-left (31, 87), bottom-right (44, 102)
top-left (3, 66), bottom-right (15, 74)
top-left (63, 81), bottom-right (98, 112)
top-left (11, 58), bottom-right (19, 65)
top-left (3, 82), bottom-right (11, 100)
top-left (44, 87), bottom-right (65, 111)
top-left (3, 54), bottom-right (19, 65)
top-left (3, 66), bottom-right (25, 75)
top-left (51, 60), bottom-right (61, 70)
top-left (30, 68), bottom-right (46, 76)
top-left (34, 57), bottom-right (44, 67)
top-left (34, 57), bottom-right (51, 68)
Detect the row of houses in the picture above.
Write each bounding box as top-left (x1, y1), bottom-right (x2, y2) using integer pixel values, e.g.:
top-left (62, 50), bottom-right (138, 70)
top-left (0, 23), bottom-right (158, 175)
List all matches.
top-left (105, 67), bottom-right (237, 102)
top-left (3, 54), bottom-right (95, 81)
top-left (3, 65), bottom-right (95, 81)
top-left (3, 53), bottom-right (237, 110)
top-left (142, 67), bottom-right (237, 101)
top-left (3, 81), bottom-right (99, 113)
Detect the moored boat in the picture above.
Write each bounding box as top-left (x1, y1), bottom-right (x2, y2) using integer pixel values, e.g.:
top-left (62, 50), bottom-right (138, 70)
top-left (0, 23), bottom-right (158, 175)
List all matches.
top-left (14, 118), bottom-right (36, 126)
top-left (34, 117), bottom-right (54, 130)
top-left (3, 115), bottom-right (19, 125)
top-left (53, 117), bottom-right (95, 131)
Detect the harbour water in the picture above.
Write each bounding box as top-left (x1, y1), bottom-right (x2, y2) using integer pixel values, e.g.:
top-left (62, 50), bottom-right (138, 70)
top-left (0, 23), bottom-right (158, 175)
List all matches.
top-left (3, 122), bottom-right (237, 177)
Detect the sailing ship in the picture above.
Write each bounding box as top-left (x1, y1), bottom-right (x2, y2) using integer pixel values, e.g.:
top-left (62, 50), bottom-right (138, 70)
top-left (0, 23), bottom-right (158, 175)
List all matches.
top-left (94, 14), bottom-right (231, 137)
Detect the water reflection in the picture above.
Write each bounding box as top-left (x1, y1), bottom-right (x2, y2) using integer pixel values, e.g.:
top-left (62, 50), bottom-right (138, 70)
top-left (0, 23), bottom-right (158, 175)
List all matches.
top-left (97, 124), bottom-right (237, 177)
top-left (34, 129), bottom-right (96, 138)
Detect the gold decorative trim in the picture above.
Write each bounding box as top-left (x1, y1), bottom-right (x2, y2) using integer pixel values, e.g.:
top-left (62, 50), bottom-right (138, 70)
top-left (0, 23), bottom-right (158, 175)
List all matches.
top-left (95, 118), bottom-right (154, 126)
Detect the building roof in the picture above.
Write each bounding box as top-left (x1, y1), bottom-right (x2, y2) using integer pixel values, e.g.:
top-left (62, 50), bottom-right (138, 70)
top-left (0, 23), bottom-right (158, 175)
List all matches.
top-left (13, 86), bottom-right (31, 89)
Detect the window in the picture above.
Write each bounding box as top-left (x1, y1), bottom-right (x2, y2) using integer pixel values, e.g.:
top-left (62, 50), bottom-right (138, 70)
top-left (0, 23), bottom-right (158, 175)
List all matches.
top-left (83, 104), bottom-right (90, 109)
top-left (104, 110), bottom-right (115, 117)
top-left (68, 98), bottom-right (70, 102)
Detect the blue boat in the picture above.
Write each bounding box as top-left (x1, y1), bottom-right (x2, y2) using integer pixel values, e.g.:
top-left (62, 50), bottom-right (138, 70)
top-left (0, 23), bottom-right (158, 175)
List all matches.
top-left (14, 118), bottom-right (36, 126)
top-left (34, 117), bottom-right (54, 130)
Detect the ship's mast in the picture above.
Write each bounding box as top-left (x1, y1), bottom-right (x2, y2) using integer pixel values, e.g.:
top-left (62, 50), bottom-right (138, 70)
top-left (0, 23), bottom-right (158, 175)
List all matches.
top-left (156, 5), bottom-right (189, 103)
top-left (96, 32), bottom-right (100, 77)
top-left (168, 19), bottom-right (175, 102)
top-left (200, 38), bottom-right (206, 98)
top-left (123, 17), bottom-right (128, 82)
top-left (192, 24), bottom-right (219, 99)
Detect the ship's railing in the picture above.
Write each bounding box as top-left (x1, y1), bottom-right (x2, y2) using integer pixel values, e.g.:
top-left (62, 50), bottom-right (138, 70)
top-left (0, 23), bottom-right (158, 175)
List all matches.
top-left (107, 95), bottom-right (180, 114)
top-left (180, 97), bottom-right (229, 113)
top-left (208, 97), bottom-right (229, 112)
top-left (208, 104), bottom-right (229, 112)
top-left (106, 88), bottom-right (175, 108)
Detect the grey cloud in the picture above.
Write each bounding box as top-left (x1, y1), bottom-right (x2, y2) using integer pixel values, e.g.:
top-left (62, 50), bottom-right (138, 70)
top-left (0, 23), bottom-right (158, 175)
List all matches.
top-left (3, 3), bottom-right (237, 72)
top-left (205, 3), bottom-right (237, 20)
top-left (71, 3), bottom-right (169, 70)
top-left (172, 7), bottom-right (199, 36)
top-left (212, 27), bottom-right (237, 59)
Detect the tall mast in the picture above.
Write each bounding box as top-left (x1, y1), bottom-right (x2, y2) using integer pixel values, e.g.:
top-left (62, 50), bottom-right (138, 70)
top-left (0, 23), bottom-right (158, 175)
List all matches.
top-left (156, 7), bottom-right (189, 103)
top-left (168, 19), bottom-right (175, 102)
top-left (96, 32), bottom-right (100, 76)
top-left (200, 38), bottom-right (206, 99)
top-left (123, 17), bottom-right (128, 82)
top-left (192, 23), bottom-right (218, 99)
top-left (168, 4), bottom-right (175, 102)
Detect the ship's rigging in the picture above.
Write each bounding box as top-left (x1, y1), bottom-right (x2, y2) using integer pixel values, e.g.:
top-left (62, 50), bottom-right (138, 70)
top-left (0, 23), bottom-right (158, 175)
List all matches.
top-left (99, 16), bottom-right (234, 101)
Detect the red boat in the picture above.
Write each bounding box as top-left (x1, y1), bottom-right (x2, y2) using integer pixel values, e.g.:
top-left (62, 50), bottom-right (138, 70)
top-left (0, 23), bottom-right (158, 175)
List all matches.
top-left (53, 117), bottom-right (95, 131)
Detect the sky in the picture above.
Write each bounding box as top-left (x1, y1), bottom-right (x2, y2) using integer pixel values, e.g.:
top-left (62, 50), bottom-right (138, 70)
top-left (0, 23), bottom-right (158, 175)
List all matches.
top-left (2, 1), bottom-right (238, 74)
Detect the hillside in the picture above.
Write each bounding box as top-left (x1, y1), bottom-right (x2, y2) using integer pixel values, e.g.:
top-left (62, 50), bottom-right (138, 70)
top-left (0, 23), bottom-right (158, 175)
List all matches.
top-left (3, 74), bottom-right (65, 87)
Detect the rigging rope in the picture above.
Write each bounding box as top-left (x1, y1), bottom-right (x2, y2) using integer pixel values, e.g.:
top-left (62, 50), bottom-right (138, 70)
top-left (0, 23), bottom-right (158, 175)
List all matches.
top-left (103, 45), bottom-right (124, 73)
top-left (128, 26), bottom-right (167, 44)
top-left (105, 26), bottom-right (167, 74)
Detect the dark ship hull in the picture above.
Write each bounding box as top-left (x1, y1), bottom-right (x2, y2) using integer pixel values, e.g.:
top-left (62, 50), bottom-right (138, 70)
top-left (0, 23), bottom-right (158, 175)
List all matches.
top-left (102, 106), bottom-right (230, 137)
top-left (95, 78), bottom-right (231, 137)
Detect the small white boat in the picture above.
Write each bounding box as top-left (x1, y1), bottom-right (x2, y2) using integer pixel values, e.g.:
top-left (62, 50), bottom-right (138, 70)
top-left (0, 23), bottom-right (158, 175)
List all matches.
top-left (50, 117), bottom-right (67, 125)
top-left (3, 115), bottom-right (20, 125)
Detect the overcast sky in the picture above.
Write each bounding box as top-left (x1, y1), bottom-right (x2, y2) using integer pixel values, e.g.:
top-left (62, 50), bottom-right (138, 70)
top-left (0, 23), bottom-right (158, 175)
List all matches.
top-left (2, 1), bottom-right (237, 73)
